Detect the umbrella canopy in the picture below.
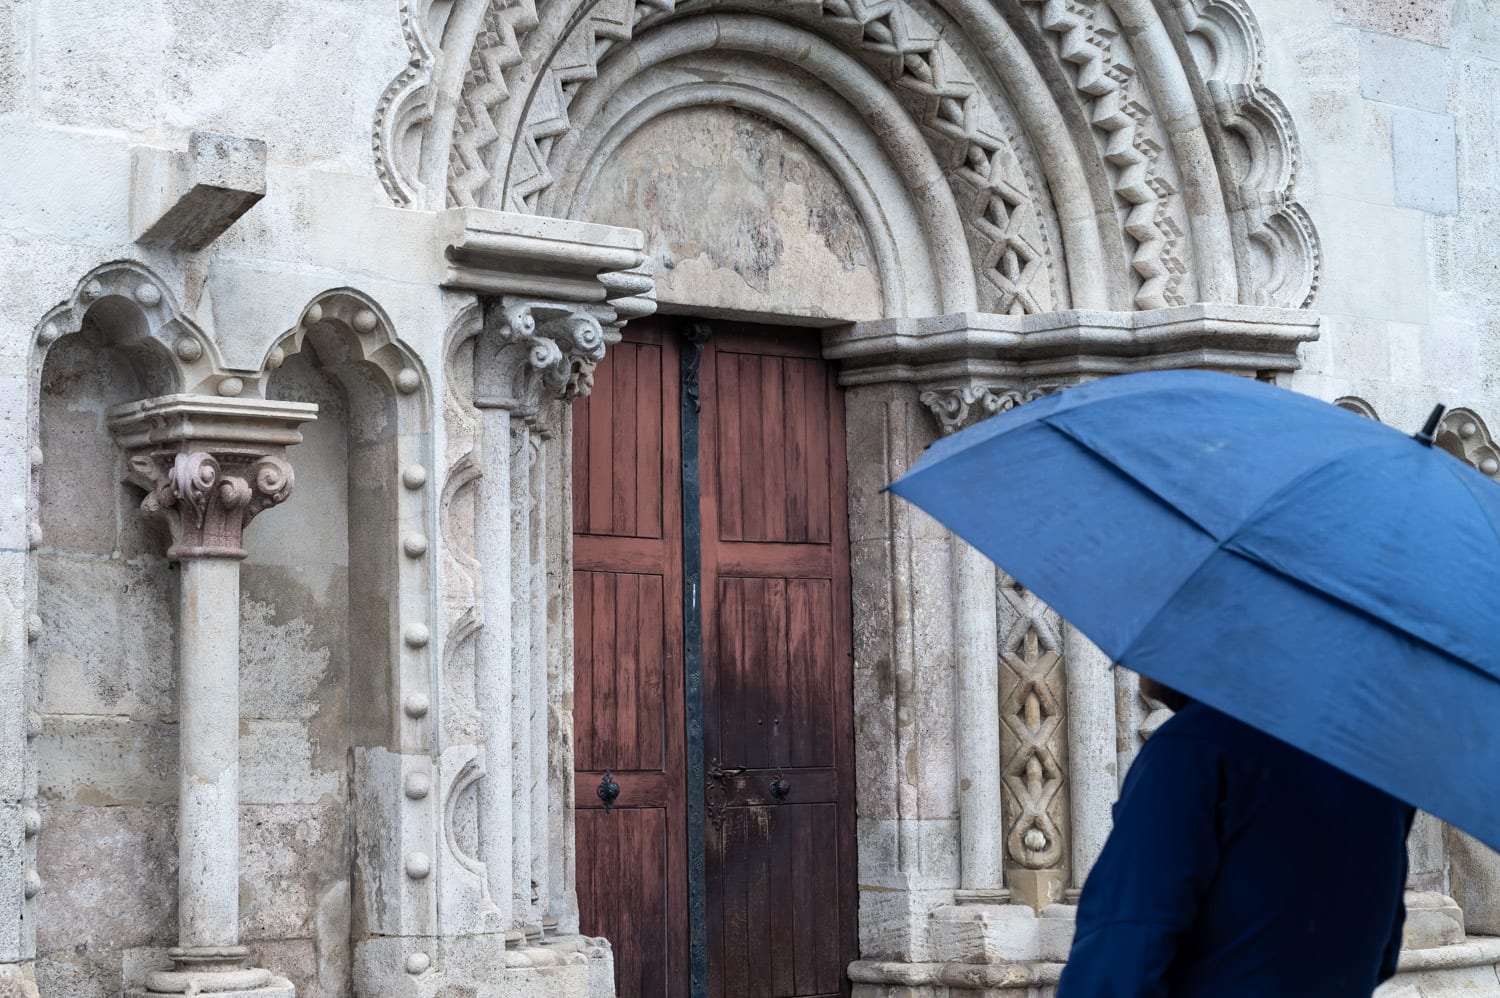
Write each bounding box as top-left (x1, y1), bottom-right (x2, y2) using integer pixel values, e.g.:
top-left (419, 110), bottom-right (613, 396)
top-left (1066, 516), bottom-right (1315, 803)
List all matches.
top-left (890, 369), bottom-right (1500, 852)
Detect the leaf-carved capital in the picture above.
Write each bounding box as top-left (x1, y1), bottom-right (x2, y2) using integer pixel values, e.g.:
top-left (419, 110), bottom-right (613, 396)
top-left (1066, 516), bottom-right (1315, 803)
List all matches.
top-left (475, 300), bottom-right (609, 413)
top-left (919, 383), bottom-right (1050, 436)
top-left (109, 394), bottom-right (316, 560)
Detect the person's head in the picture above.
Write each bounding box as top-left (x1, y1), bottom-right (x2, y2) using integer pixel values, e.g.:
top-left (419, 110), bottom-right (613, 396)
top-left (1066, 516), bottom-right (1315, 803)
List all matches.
top-left (1139, 673), bottom-right (1190, 712)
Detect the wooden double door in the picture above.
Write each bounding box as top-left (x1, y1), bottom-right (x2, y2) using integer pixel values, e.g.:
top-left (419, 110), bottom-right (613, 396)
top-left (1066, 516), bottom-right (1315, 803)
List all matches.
top-left (572, 319), bottom-right (857, 998)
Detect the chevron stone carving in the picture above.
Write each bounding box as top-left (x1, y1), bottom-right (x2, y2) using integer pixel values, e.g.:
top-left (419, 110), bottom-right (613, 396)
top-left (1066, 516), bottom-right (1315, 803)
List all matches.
top-left (1019, 0), bottom-right (1187, 310)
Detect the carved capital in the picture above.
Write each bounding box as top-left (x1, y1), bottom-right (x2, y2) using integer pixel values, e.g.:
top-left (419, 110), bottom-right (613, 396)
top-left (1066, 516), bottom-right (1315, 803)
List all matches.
top-left (475, 300), bottom-right (609, 413)
top-left (920, 383), bottom-right (1049, 436)
top-left (108, 394), bottom-right (317, 560)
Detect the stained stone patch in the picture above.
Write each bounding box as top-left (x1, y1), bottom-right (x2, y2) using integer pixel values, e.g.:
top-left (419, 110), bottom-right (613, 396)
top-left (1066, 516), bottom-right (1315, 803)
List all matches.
top-left (1334, 0), bottom-right (1452, 46)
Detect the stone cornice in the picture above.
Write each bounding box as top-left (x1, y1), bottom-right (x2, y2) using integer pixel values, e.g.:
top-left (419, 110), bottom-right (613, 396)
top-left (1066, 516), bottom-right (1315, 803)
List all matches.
top-left (109, 395), bottom-right (317, 560)
top-left (823, 305), bottom-right (1320, 387)
top-left (438, 207), bottom-right (656, 323)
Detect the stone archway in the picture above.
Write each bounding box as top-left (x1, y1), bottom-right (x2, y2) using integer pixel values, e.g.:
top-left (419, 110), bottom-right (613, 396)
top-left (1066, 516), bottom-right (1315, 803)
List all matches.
top-left (379, 0), bottom-right (1329, 992)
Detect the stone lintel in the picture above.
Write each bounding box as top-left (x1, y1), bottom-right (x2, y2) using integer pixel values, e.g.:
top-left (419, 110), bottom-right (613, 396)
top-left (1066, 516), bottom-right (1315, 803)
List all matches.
top-left (824, 304), bottom-right (1322, 388)
top-left (131, 132), bottom-right (268, 252)
top-left (439, 207), bottom-right (656, 319)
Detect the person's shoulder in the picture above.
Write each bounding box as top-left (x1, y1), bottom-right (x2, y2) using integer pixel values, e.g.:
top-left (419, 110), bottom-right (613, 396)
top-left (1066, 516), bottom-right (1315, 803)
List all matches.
top-left (1149, 701), bottom-right (1242, 746)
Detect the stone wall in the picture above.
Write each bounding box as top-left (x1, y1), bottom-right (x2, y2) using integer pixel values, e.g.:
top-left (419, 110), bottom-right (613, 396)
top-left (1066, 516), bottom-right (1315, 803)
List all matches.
top-left (2, 0), bottom-right (1500, 995)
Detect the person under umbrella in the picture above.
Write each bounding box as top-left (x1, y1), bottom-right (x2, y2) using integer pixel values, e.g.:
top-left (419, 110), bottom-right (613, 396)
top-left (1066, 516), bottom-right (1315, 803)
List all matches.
top-left (888, 370), bottom-right (1500, 996)
top-left (1058, 675), bottom-right (1415, 996)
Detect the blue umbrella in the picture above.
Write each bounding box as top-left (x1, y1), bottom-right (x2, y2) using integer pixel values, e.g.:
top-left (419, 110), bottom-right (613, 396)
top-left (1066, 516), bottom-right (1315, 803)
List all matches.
top-left (889, 369), bottom-right (1500, 852)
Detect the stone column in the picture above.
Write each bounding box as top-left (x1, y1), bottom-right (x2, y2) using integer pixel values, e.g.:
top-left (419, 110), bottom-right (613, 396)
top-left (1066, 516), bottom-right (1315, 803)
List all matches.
top-left (472, 301), bottom-right (606, 945)
top-left (1063, 626), bottom-right (1116, 894)
top-left (110, 395), bottom-right (316, 997)
top-left (921, 388), bottom-right (1007, 904)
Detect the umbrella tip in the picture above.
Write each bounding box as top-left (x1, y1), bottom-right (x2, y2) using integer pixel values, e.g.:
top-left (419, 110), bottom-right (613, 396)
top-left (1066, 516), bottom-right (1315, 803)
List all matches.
top-left (1414, 403), bottom-right (1447, 446)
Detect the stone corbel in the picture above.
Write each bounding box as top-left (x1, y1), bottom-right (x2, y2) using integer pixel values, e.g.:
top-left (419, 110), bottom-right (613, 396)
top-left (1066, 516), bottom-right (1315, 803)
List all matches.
top-left (132, 132), bottom-right (267, 252)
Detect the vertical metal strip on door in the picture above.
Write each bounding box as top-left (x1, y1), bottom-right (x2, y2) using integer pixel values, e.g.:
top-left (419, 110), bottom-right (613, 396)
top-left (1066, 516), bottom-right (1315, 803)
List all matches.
top-left (681, 322), bottom-right (712, 998)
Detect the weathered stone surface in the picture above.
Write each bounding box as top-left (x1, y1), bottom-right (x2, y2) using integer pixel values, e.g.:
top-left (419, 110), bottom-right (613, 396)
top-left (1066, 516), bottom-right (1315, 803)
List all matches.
top-left (1392, 108), bottom-right (1460, 215)
top-left (6, 0), bottom-right (1500, 994)
top-left (1334, 0), bottom-right (1452, 45)
top-left (584, 106), bottom-right (882, 322)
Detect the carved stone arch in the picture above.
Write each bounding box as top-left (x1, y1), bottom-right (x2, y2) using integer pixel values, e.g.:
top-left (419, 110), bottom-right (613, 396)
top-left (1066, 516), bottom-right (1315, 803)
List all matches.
top-left (30, 260), bottom-right (218, 399)
top-left (267, 288), bottom-right (438, 749)
top-left (1436, 408), bottom-right (1500, 482)
top-left (502, 0), bottom-right (1065, 316)
top-left (538, 15), bottom-right (974, 317)
top-left (378, 0), bottom-right (1320, 312)
top-left (1164, 0), bottom-right (1322, 308)
top-left (1335, 396), bottom-right (1381, 420)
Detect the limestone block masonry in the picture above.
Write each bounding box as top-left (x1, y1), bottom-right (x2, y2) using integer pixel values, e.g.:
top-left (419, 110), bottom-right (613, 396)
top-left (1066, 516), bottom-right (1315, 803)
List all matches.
top-left (2, 0), bottom-right (1500, 995)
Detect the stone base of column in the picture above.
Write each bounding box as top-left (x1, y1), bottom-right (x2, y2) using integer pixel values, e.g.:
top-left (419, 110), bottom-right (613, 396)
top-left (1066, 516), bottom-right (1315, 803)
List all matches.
top-left (131, 947), bottom-right (294, 996)
top-left (354, 932), bottom-right (613, 997)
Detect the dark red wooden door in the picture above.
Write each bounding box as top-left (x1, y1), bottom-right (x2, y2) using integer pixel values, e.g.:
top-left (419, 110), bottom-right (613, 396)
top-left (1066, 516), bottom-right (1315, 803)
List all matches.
top-left (698, 326), bottom-right (857, 998)
top-left (574, 322), bottom-right (687, 997)
top-left (573, 320), bottom-right (856, 998)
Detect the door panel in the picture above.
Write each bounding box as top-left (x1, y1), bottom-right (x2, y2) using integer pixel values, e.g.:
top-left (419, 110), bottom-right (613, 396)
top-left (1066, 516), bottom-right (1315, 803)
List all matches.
top-left (574, 323), bottom-right (686, 998)
top-left (699, 326), bottom-right (856, 998)
top-left (573, 320), bottom-right (855, 998)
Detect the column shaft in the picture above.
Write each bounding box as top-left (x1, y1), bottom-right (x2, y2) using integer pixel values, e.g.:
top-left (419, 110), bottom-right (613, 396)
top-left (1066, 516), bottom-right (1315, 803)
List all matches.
top-left (176, 557), bottom-right (244, 950)
top-left (510, 425), bottom-right (534, 929)
top-left (476, 407), bottom-right (515, 930)
top-left (953, 540), bottom-right (1005, 899)
top-left (1063, 625), bottom-right (1116, 893)
top-left (530, 440), bottom-right (551, 925)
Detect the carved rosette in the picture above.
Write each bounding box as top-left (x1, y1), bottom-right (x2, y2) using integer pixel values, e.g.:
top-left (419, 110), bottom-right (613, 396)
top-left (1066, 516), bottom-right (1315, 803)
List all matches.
top-left (108, 394), bottom-right (318, 561)
top-left (475, 300), bottom-right (608, 414)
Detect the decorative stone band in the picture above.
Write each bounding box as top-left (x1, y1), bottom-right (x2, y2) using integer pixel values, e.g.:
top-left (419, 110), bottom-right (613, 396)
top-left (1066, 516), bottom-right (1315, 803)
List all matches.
top-left (848, 959), bottom-right (1064, 990)
top-left (826, 304), bottom-right (1322, 390)
top-left (108, 394), bottom-right (318, 560)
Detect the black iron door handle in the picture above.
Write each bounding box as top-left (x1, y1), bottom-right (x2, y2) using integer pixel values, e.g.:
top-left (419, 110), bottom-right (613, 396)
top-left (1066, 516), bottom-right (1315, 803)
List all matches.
top-left (770, 770), bottom-right (790, 801)
top-left (597, 770), bottom-right (620, 812)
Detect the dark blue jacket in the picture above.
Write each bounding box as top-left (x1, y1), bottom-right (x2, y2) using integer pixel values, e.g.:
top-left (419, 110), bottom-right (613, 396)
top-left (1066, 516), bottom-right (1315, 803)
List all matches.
top-left (1058, 703), bottom-right (1414, 997)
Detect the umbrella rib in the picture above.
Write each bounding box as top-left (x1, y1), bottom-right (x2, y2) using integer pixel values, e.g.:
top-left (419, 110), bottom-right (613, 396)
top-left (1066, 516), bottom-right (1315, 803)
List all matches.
top-left (1039, 418), bottom-right (1224, 540)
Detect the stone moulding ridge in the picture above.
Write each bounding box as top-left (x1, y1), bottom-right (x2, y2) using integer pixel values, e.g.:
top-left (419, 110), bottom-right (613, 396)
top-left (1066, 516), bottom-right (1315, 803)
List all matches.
top-left (825, 303), bottom-right (1320, 386)
top-left (1167, 0), bottom-right (1321, 308)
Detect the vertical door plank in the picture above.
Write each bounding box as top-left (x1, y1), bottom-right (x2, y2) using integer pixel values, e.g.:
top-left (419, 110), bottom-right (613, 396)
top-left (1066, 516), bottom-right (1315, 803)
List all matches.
top-left (737, 353), bottom-right (765, 540)
top-left (592, 573), bottom-right (619, 773)
top-left (716, 349), bottom-right (744, 542)
top-left (786, 578), bottom-right (816, 769)
top-left (638, 574), bottom-right (666, 770)
top-left (790, 806), bottom-right (819, 994)
top-left (588, 354), bottom-right (615, 532)
top-left (803, 358), bottom-right (832, 545)
top-left (612, 343), bottom-right (640, 537)
top-left (782, 358), bottom-right (810, 544)
top-left (575, 573), bottom-right (596, 770)
top-left (637, 342), bottom-right (664, 539)
top-left (759, 355), bottom-right (788, 541)
top-left (616, 574), bottom-right (642, 770)
top-left (574, 394), bottom-right (592, 533)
